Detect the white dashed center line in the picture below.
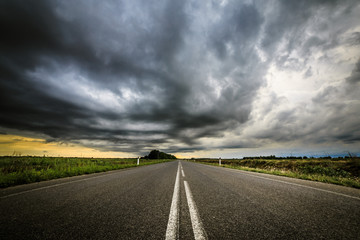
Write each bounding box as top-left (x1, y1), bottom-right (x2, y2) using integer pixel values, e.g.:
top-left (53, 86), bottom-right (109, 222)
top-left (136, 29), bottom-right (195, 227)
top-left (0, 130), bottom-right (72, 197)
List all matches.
top-left (184, 180), bottom-right (207, 240)
top-left (166, 162), bottom-right (207, 240)
top-left (181, 167), bottom-right (185, 177)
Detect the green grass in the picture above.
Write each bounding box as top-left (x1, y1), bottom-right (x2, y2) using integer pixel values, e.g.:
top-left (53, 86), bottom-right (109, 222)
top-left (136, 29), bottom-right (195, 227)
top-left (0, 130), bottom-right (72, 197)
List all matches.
top-left (189, 158), bottom-right (360, 188)
top-left (0, 156), bottom-right (173, 188)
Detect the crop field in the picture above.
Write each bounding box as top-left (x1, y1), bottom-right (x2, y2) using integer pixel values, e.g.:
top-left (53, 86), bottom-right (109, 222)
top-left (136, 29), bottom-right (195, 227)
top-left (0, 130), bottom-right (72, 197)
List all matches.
top-left (0, 156), bottom-right (172, 188)
top-left (190, 157), bottom-right (360, 188)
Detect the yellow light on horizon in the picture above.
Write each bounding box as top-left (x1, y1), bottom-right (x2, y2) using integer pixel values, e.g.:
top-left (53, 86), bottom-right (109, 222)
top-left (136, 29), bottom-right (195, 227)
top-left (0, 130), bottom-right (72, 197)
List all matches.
top-left (0, 134), bottom-right (132, 158)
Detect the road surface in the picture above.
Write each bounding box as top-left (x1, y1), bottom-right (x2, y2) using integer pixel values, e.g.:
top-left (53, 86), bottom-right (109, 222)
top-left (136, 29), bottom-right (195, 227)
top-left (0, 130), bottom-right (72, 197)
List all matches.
top-left (1, 160), bottom-right (359, 239)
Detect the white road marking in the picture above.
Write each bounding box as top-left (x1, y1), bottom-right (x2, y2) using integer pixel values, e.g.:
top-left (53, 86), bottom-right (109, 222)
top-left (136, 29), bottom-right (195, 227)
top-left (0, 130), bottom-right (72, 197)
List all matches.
top-left (202, 164), bottom-right (360, 201)
top-left (0, 173), bottom-right (116, 199)
top-left (184, 180), bottom-right (207, 240)
top-left (165, 163), bottom-right (181, 240)
top-left (179, 163), bottom-right (185, 177)
top-left (1, 163), bottom-right (169, 200)
top-left (181, 168), bottom-right (185, 177)
top-left (241, 172), bottom-right (360, 201)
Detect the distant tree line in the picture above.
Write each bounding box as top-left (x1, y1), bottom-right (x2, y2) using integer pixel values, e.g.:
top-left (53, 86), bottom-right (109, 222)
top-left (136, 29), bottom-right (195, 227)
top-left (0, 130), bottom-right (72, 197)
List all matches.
top-left (142, 150), bottom-right (177, 159)
top-left (242, 155), bottom-right (352, 160)
top-left (243, 155), bottom-right (305, 160)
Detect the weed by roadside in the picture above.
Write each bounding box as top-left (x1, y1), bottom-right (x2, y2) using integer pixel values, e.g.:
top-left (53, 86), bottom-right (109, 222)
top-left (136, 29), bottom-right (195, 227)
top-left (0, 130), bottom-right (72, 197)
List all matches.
top-left (190, 158), bottom-right (360, 188)
top-left (0, 156), bottom-right (172, 188)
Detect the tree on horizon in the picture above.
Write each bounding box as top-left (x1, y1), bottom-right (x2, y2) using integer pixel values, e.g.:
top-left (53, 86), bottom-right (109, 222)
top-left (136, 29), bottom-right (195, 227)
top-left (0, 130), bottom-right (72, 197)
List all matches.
top-left (144, 150), bottom-right (176, 159)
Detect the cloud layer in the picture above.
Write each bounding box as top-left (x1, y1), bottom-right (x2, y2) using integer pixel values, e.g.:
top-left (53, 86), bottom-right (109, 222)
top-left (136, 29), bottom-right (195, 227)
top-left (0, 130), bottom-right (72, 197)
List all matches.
top-left (1, 0), bottom-right (359, 156)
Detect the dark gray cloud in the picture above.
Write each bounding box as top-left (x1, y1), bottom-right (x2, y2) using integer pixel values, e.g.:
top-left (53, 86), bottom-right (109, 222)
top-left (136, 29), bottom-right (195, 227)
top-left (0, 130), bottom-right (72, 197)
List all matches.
top-left (0, 0), bottom-right (359, 156)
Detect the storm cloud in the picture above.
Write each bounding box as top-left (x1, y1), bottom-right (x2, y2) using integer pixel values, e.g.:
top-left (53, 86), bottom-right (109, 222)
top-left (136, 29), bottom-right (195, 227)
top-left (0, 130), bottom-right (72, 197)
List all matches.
top-left (0, 0), bottom-right (359, 156)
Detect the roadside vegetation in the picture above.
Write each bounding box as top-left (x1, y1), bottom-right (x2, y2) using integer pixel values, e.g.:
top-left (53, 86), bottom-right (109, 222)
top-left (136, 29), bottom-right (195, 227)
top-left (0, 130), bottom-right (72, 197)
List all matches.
top-left (142, 149), bottom-right (177, 159)
top-left (189, 157), bottom-right (360, 188)
top-left (0, 156), bottom-right (172, 188)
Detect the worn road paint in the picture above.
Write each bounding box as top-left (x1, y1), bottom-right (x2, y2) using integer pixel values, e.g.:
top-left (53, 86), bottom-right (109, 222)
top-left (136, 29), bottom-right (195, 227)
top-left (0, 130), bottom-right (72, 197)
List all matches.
top-left (184, 180), bottom-right (207, 240)
top-left (165, 163), bottom-right (181, 240)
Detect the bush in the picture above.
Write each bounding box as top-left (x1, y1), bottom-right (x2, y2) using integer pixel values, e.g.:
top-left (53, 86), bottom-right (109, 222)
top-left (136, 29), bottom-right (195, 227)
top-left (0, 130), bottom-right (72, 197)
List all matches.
top-left (144, 150), bottom-right (177, 159)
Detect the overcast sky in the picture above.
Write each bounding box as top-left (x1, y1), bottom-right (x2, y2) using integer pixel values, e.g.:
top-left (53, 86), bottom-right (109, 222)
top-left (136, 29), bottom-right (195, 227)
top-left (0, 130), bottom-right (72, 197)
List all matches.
top-left (1, 0), bottom-right (359, 157)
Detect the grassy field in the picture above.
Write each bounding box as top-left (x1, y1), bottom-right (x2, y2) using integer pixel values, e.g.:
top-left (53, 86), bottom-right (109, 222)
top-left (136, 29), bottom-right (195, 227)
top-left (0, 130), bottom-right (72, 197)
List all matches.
top-left (190, 158), bottom-right (360, 188)
top-left (0, 156), bottom-right (172, 188)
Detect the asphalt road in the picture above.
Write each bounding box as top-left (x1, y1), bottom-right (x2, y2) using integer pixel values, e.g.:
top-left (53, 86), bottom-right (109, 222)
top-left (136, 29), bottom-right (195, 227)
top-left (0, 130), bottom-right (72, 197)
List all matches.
top-left (1, 160), bottom-right (359, 239)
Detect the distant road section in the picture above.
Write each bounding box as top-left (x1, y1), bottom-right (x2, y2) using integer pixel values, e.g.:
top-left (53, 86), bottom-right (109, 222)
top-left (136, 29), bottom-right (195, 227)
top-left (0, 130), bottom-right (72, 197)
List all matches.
top-left (1, 160), bottom-right (359, 239)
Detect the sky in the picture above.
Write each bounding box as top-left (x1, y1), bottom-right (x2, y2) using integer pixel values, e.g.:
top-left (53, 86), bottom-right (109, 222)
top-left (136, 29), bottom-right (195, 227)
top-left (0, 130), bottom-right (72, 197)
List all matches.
top-left (0, 0), bottom-right (359, 158)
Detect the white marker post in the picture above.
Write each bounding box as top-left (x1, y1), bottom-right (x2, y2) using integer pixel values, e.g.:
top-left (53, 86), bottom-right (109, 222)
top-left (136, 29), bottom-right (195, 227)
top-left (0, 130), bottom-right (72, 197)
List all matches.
top-left (219, 157), bottom-right (221, 166)
top-left (137, 157), bottom-right (140, 165)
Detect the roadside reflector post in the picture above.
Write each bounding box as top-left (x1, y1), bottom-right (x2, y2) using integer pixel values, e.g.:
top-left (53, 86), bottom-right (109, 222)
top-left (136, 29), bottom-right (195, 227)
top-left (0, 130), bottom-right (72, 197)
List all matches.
top-left (137, 157), bottom-right (140, 165)
top-left (219, 157), bottom-right (221, 166)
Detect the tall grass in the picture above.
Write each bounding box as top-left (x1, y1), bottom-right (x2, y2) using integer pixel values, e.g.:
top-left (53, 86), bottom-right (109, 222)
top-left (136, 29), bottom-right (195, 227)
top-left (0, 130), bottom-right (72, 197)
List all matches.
top-left (190, 158), bottom-right (360, 188)
top-left (0, 156), bottom-right (172, 188)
